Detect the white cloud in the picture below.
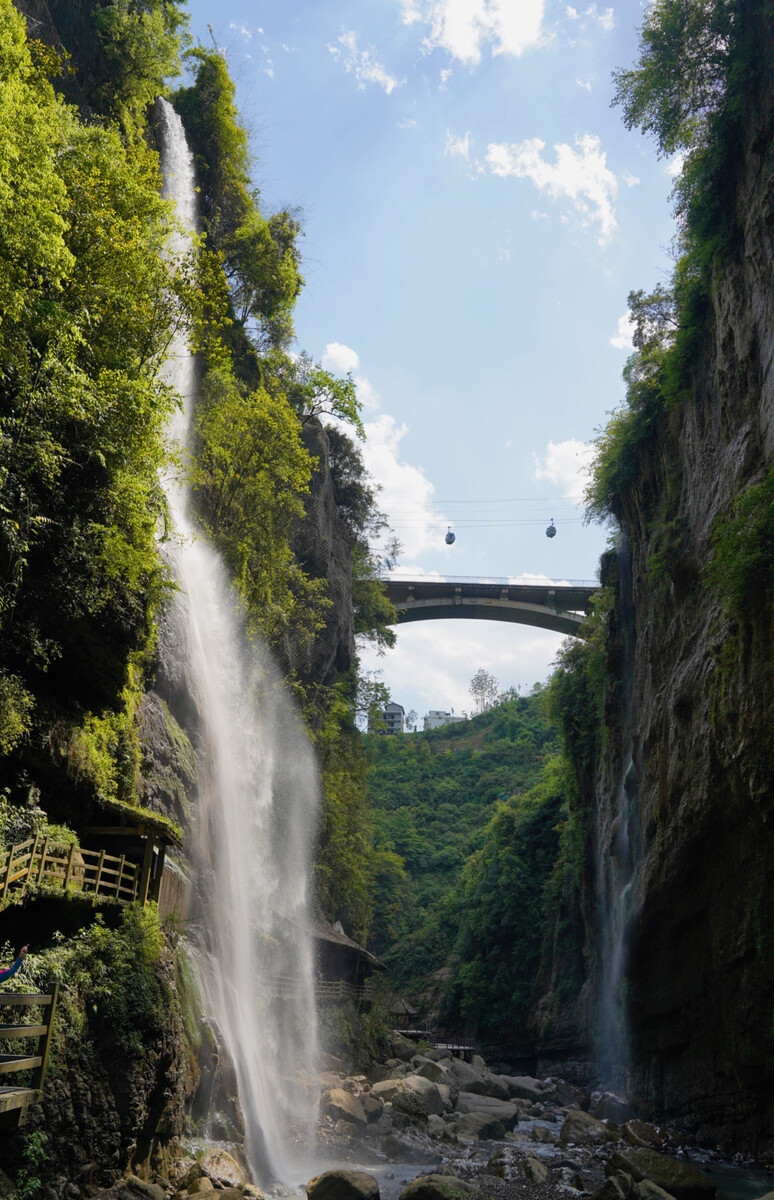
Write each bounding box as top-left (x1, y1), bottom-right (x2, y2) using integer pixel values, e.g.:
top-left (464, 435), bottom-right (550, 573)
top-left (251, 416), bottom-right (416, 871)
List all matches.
top-left (361, 413), bottom-right (447, 558)
top-left (399, 117), bottom-right (419, 129)
top-left (328, 31), bottom-right (404, 94)
top-left (576, 78), bottom-right (592, 91)
top-left (565, 4), bottom-right (614, 29)
top-left (532, 438), bottom-right (594, 504)
top-left (229, 21), bottom-right (252, 40)
top-left (485, 133), bottom-right (618, 244)
top-left (610, 311), bottom-right (635, 351)
top-left (439, 67), bottom-right (453, 89)
top-left (445, 130), bottom-right (472, 159)
top-left (322, 341), bottom-right (360, 374)
top-left (354, 375), bottom-right (381, 413)
top-left (399, 0), bottom-right (545, 66)
top-left (666, 151), bottom-right (685, 178)
top-left (622, 168), bottom-right (640, 188)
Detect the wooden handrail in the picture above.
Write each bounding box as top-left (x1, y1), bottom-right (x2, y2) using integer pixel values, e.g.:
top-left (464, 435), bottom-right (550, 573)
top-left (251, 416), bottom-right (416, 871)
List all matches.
top-left (0, 839), bottom-right (140, 907)
top-left (0, 982), bottom-right (59, 1128)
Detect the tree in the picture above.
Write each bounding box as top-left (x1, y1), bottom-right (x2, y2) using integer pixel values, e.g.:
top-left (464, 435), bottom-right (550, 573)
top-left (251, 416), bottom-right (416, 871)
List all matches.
top-left (405, 709), bottom-right (418, 733)
top-left (469, 668), bottom-right (499, 715)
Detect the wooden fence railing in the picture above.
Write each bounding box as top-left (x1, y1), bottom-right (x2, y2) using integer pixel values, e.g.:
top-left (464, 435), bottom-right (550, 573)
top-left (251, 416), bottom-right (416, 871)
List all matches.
top-left (0, 837), bottom-right (139, 907)
top-left (0, 983), bottom-right (59, 1127)
top-left (266, 976), bottom-right (377, 1005)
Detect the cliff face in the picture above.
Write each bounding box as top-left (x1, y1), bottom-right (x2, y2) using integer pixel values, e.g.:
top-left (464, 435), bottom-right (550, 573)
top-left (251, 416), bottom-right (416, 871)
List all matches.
top-left (595, 27), bottom-right (774, 1151)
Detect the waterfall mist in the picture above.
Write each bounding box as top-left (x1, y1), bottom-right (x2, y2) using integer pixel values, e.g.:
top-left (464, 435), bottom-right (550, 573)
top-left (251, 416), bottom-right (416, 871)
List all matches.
top-left (156, 97), bottom-right (320, 1187)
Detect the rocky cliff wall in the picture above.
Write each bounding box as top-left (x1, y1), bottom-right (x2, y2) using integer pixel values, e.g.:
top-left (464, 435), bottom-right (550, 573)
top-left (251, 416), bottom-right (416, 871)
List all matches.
top-left (595, 22), bottom-right (774, 1152)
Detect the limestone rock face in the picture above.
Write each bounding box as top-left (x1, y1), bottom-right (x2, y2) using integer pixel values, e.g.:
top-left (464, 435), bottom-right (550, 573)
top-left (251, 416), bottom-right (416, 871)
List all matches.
top-left (307, 1169), bottom-right (380, 1200)
top-left (528, 10), bottom-right (774, 1152)
top-left (606, 1149), bottom-right (716, 1200)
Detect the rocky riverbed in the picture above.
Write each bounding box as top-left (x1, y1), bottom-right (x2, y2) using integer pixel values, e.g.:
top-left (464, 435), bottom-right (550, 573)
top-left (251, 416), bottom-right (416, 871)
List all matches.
top-left (28, 1036), bottom-right (774, 1200)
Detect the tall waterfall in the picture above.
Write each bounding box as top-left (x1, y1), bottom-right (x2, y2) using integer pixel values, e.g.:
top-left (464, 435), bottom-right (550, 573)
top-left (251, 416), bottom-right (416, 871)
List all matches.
top-left (156, 97), bottom-right (320, 1187)
top-left (595, 541), bottom-right (641, 1088)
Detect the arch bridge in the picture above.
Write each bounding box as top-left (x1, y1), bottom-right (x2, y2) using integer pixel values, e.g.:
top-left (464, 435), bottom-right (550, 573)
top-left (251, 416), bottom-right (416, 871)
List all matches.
top-left (382, 576), bottom-right (597, 637)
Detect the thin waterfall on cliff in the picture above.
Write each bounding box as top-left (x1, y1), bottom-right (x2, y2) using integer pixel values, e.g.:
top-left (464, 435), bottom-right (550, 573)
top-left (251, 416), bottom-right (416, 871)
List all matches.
top-left (156, 97), bottom-right (320, 1187)
top-left (595, 541), bottom-right (641, 1087)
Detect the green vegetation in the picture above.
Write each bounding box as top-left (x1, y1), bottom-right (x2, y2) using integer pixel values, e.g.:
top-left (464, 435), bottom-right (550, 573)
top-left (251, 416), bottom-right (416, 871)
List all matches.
top-left (588, 0), bottom-right (764, 522)
top-left (364, 695), bottom-right (560, 991)
top-left (708, 466), bottom-right (774, 618)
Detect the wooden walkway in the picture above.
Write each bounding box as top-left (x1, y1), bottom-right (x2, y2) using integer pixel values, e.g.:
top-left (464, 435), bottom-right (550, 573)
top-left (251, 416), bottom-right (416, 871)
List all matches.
top-left (0, 985), bottom-right (59, 1126)
top-left (0, 837), bottom-right (140, 908)
top-left (267, 976), bottom-right (377, 1005)
top-left (395, 1028), bottom-right (476, 1061)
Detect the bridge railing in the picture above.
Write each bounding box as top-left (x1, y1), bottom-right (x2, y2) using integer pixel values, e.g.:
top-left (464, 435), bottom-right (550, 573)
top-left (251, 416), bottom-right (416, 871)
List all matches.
top-left (379, 574), bottom-right (599, 588)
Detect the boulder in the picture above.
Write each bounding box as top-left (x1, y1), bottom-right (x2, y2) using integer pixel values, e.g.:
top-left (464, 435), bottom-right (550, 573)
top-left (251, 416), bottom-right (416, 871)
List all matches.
top-left (427, 1113), bottom-right (447, 1138)
top-left (361, 1093), bottom-right (384, 1123)
top-left (560, 1109), bottom-right (619, 1145)
top-left (471, 1055), bottom-right (487, 1070)
top-left (322, 1087), bottom-right (368, 1125)
top-left (307, 1169), bottom-right (380, 1200)
top-left (594, 1093), bottom-right (634, 1124)
top-left (635, 1181), bottom-right (679, 1200)
top-left (523, 1156), bottom-right (550, 1184)
top-left (413, 1056), bottom-right (446, 1083)
top-left (403, 1074), bottom-right (445, 1116)
top-left (371, 1079), bottom-right (404, 1103)
top-left (199, 1148), bottom-right (246, 1189)
top-left (183, 1192), bottom-right (244, 1200)
top-left (556, 1080), bottom-right (591, 1109)
top-left (500, 1075), bottom-right (547, 1102)
top-left (399, 1174), bottom-right (477, 1200)
top-left (606, 1149), bottom-right (716, 1200)
top-left (392, 1087), bottom-right (430, 1123)
top-left (436, 1083), bottom-right (457, 1111)
top-left (531, 1125), bottom-right (558, 1144)
top-left (591, 1173), bottom-right (634, 1200)
top-left (186, 1182), bottom-right (218, 1196)
top-left (486, 1148), bottom-right (519, 1180)
top-left (455, 1092), bottom-right (519, 1131)
top-left (455, 1111), bottom-right (506, 1140)
top-left (447, 1059), bottom-right (509, 1101)
top-left (623, 1121), bottom-right (665, 1150)
top-left (389, 1034), bottom-right (419, 1062)
top-left (116, 1179), bottom-right (166, 1200)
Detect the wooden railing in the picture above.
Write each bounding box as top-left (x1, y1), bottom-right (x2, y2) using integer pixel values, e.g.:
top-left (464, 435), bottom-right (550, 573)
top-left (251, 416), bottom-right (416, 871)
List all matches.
top-left (0, 837), bottom-right (140, 907)
top-left (266, 976), bottom-right (377, 1005)
top-left (0, 983), bottom-right (59, 1127)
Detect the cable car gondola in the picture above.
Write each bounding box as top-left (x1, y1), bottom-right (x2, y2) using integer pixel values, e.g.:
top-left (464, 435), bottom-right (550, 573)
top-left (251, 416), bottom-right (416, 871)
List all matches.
top-left (546, 518), bottom-right (557, 539)
top-left (445, 526), bottom-right (456, 545)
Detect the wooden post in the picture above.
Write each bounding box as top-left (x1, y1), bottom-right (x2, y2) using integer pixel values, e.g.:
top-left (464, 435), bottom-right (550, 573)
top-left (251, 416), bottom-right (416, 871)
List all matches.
top-left (116, 855), bottom-right (126, 900)
top-left (1, 843), bottom-right (15, 901)
top-left (94, 849), bottom-right (106, 895)
top-left (28, 833), bottom-right (40, 887)
top-left (31, 982), bottom-right (59, 1094)
top-left (149, 843), bottom-right (166, 904)
top-left (37, 838), bottom-right (49, 884)
top-left (138, 837), bottom-right (154, 906)
top-left (63, 842), bottom-right (77, 890)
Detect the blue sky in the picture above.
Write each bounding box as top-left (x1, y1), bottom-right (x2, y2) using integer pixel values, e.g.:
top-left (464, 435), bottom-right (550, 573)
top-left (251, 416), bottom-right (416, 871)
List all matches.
top-left (182, 0), bottom-right (677, 721)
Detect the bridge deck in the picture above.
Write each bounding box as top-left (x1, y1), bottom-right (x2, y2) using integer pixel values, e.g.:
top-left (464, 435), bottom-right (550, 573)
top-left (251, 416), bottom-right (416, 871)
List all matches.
top-left (382, 576), bottom-right (597, 637)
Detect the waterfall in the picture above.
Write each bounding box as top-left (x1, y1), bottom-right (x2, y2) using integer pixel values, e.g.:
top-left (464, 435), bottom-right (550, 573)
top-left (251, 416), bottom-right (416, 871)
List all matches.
top-left (595, 540), bottom-right (641, 1088)
top-left (156, 97), bottom-right (320, 1187)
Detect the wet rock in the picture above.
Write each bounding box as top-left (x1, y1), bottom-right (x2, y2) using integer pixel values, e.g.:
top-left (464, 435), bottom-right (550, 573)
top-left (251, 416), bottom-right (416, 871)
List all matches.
top-left (531, 1125), bottom-right (558, 1144)
top-left (116, 1179), bottom-right (166, 1200)
top-left (486, 1148), bottom-right (519, 1179)
top-left (322, 1087), bottom-right (368, 1125)
top-left (523, 1155), bottom-right (550, 1183)
top-left (244, 1188), bottom-right (266, 1200)
top-left (199, 1147), bottom-right (246, 1189)
top-left (446, 1059), bottom-right (509, 1101)
top-left (634, 1180), bottom-right (678, 1200)
top-left (455, 1092), bottom-right (519, 1131)
top-left (361, 1093), bottom-right (384, 1123)
top-left (392, 1087), bottom-right (430, 1124)
top-left (594, 1094), bottom-right (635, 1124)
top-left (398, 1173), bottom-right (477, 1199)
top-left (306, 1168), bottom-right (380, 1200)
top-left (186, 1181), bottom-right (218, 1196)
top-left (623, 1121), bottom-right (665, 1150)
top-left (500, 1075), bottom-right (547, 1102)
top-left (557, 1165), bottom-right (586, 1192)
top-left (413, 1057), bottom-right (447, 1083)
top-left (382, 1133), bottom-right (437, 1164)
top-left (436, 1083), bottom-right (457, 1111)
top-left (591, 1172), bottom-right (634, 1200)
top-left (605, 1149), bottom-right (716, 1200)
top-left (560, 1109), bottom-right (619, 1145)
top-left (455, 1111), bottom-right (506, 1140)
top-left (427, 1113), bottom-right (447, 1138)
top-left (343, 1075), bottom-right (368, 1095)
top-left (403, 1075), bottom-right (445, 1116)
top-left (556, 1081), bottom-right (591, 1109)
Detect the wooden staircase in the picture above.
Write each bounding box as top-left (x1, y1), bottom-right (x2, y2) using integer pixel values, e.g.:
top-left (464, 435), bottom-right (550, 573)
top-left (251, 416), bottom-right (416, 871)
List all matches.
top-left (0, 984), bottom-right (59, 1127)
